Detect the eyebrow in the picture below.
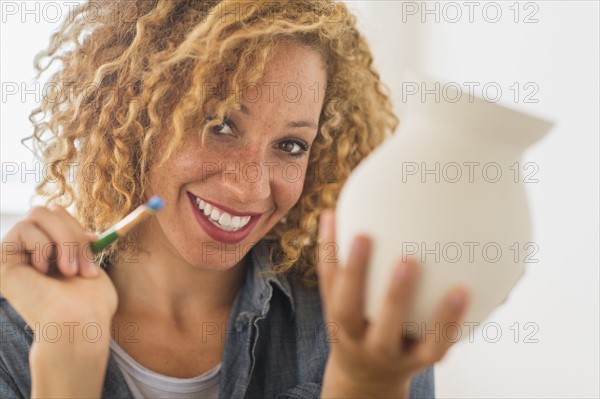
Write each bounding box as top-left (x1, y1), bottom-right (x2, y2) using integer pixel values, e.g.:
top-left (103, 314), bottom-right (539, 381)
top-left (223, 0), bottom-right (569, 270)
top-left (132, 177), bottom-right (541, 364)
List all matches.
top-left (239, 103), bottom-right (318, 130)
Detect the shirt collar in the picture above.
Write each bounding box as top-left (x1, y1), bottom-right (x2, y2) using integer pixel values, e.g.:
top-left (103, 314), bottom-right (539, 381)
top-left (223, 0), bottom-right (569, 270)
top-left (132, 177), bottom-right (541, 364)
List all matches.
top-left (241, 239), bottom-right (296, 317)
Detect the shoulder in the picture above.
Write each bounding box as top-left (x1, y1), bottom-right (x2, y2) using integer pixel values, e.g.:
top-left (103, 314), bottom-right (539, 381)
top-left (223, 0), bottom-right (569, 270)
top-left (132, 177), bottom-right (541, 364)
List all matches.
top-left (269, 266), bottom-right (327, 344)
top-left (282, 272), bottom-right (323, 318)
top-left (0, 297), bottom-right (32, 399)
top-left (410, 366), bottom-right (436, 398)
top-left (265, 269), bottom-right (329, 369)
top-left (0, 297), bottom-right (34, 356)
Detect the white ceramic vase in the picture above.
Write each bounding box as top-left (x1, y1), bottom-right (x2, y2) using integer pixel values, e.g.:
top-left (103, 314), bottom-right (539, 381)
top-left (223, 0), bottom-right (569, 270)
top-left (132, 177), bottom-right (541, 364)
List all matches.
top-left (336, 81), bottom-right (553, 339)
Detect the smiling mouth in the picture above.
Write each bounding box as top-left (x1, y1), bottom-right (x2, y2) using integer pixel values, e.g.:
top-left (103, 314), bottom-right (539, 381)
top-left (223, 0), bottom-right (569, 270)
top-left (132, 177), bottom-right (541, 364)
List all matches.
top-left (191, 194), bottom-right (253, 232)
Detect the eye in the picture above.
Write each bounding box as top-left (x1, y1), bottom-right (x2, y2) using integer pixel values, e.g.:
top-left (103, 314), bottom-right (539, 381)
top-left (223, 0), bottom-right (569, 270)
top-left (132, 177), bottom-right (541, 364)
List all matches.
top-left (206, 115), bottom-right (310, 159)
top-left (210, 119), bottom-right (234, 135)
top-left (279, 139), bottom-right (309, 159)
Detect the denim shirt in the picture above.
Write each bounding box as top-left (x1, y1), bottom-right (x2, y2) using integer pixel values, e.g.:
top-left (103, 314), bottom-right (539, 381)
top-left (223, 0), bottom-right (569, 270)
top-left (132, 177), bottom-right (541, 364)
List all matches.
top-left (0, 240), bottom-right (435, 398)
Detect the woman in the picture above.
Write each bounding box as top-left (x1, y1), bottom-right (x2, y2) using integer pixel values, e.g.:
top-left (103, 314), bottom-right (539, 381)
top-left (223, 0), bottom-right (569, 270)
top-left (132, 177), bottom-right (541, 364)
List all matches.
top-left (0, 1), bottom-right (469, 398)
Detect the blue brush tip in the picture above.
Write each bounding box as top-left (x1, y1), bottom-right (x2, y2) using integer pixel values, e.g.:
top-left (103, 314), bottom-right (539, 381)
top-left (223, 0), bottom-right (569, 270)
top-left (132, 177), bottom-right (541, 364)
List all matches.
top-left (147, 196), bottom-right (165, 211)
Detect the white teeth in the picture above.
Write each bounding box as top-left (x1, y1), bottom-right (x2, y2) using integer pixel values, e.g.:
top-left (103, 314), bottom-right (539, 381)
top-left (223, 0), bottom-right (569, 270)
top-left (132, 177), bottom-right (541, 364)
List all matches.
top-left (194, 196), bottom-right (252, 231)
top-left (218, 212), bottom-right (231, 226)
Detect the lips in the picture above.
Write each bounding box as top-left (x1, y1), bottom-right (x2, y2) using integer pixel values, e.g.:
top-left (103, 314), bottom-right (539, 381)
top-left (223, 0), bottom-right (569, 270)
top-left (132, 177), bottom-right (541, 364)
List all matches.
top-left (187, 192), bottom-right (261, 244)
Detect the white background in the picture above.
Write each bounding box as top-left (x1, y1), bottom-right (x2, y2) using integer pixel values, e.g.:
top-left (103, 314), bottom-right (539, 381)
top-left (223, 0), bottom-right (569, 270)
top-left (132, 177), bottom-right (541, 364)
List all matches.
top-left (1, 1), bottom-right (599, 397)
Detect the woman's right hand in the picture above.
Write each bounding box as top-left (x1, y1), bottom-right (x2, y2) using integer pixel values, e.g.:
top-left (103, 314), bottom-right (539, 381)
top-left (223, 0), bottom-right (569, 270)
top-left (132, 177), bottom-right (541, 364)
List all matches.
top-left (0, 205), bottom-right (118, 397)
top-left (1, 205), bottom-right (118, 326)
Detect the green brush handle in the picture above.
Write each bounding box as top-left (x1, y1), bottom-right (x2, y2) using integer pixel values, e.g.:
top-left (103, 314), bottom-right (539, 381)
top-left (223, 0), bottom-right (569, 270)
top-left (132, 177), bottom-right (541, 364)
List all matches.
top-left (90, 229), bottom-right (119, 253)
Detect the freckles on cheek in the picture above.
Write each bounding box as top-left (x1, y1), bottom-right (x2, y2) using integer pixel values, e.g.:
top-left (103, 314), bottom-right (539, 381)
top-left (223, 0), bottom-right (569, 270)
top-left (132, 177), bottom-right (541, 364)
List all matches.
top-left (281, 179), bottom-right (306, 209)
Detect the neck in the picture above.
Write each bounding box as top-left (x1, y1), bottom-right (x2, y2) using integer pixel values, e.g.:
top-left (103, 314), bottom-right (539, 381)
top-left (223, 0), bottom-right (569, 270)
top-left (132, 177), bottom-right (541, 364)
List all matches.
top-left (107, 231), bottom-right (247, 326)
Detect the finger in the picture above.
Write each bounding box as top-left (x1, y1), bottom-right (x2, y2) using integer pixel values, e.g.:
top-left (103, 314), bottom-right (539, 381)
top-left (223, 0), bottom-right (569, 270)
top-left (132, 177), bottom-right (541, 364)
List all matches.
top-left (13, 221), bottom-right (53, 274)
top-left (85, 231), bottom-right (99, 241)
top-left (367, 257), bottom-right (419, 357)
top-left (25, 206), bottom-right (80, 277)
top-left (411, 287), bottom-right (469, 368)
top-left (316, 209), bottom-right (338, 301)
top-left (48, 205), bottom-right (98, 277)
top-left (329, 234), bottom-right (370, 341)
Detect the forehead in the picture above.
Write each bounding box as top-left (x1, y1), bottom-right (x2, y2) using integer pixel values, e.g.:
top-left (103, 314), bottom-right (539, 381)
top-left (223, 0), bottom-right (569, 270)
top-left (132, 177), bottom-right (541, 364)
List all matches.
top-left (241, 42), bottom-right (327, 115)
top-left (262, 41), bottom-right (326, 83)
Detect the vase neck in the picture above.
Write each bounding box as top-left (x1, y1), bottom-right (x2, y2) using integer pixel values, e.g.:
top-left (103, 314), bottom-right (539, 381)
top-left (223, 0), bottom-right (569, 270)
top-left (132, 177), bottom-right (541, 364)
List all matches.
top-left (400, 87), bottom-right (553, 152)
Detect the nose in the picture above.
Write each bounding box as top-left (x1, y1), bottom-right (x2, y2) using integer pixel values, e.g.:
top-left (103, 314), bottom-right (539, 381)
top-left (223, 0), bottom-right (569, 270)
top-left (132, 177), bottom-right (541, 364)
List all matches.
top-left (220, 149), bottom-right (272, 205)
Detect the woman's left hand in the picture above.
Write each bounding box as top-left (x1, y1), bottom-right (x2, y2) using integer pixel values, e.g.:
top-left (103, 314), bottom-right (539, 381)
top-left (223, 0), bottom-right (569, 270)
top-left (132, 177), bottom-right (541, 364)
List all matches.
top-left (316, 209), bottom-right (470, 398)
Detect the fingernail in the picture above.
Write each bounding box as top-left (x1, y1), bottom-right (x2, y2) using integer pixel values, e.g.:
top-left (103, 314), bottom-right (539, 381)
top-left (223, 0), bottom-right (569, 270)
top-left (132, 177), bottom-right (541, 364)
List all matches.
top-left (395, 261), bottom-right (412, 282)
top-left (85, 232), bottom-right (98, 241)
top-left (318, 211), bottom-right (331, 242)
top-left (450, 291), bottom-right (466, 310)
top-left (352, 236), bottom-right (369, 256)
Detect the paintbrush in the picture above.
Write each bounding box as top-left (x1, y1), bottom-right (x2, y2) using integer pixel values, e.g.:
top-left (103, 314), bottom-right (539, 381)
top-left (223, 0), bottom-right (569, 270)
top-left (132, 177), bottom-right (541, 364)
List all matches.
top-left (90, 196), bottom-right (165, 253)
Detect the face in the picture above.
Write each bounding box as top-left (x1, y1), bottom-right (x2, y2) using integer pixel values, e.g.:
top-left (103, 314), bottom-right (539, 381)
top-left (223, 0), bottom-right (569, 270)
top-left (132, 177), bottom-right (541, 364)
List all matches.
top-left (143, 41), bottom-right (327, 270)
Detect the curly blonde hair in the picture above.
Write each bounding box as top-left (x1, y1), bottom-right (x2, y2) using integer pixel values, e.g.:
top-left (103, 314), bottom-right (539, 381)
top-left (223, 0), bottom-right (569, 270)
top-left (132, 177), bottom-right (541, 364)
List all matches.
top-left (26, 0), bottom-right (398, 285)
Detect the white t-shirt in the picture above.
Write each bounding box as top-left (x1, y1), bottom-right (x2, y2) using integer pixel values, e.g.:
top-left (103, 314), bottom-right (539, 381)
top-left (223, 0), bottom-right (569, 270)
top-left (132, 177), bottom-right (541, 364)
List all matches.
top-left (109, 339), bottom-right (221, 399)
